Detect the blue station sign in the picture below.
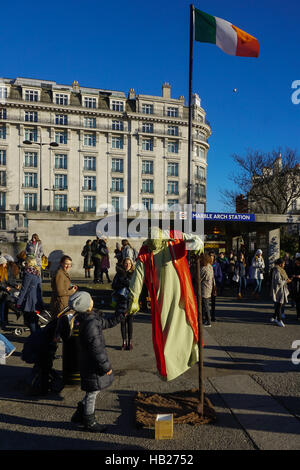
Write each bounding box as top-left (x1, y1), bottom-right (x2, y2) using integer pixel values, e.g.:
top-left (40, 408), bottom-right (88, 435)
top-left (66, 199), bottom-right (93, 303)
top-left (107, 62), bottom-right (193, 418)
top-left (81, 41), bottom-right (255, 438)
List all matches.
top-left (192, 212), bottom-right (255, 222)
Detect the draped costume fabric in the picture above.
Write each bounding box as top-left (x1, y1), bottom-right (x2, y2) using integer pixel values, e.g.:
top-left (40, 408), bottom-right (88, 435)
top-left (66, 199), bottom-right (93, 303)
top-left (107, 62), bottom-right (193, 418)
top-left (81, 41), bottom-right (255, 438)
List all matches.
top-left (129, 231), bottom-right (203, 381)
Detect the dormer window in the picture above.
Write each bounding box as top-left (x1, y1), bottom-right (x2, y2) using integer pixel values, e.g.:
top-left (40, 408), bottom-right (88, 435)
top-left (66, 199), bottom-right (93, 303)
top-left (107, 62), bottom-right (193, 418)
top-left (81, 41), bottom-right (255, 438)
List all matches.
top-left (111, 100), bottom-right (124, 112)
top-left (54, 93), bottom-right (69, 106)
top-left (83, 96), bottom-right (97, 109)
top-left (24, 89), bottom-right (39, 102)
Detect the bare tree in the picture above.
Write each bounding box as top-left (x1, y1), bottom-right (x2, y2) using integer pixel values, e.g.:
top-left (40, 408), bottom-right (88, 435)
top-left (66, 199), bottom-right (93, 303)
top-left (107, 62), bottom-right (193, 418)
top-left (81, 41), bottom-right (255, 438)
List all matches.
top-left (220, 148), bottom-right (300, 214)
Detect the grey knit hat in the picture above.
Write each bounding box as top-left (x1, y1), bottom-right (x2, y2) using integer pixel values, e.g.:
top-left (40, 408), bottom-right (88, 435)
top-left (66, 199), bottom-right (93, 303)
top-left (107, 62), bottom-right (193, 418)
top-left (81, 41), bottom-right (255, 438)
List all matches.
top-left (69, 291), bottom-right (92, 312)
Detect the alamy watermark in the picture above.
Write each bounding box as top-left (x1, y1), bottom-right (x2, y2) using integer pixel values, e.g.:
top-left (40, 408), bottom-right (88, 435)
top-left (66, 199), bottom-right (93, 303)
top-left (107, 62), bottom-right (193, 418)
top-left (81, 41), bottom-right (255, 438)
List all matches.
top-left (291, 340), bottom-right (300, 365)
top-left (291, 80), bottom-right (300, 104)
top-left (95, 202), bottom-right (204, 248)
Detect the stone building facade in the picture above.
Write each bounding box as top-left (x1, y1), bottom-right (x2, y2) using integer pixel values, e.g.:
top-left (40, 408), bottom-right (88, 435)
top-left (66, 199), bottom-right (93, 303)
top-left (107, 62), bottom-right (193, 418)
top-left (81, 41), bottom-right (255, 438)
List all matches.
top-left (0, 77), bottom-right (211, 242)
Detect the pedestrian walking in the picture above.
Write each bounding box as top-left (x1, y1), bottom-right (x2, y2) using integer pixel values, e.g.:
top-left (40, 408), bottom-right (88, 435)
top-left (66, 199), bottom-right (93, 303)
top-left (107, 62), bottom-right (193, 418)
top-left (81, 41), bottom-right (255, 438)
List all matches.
top-left (121, 239), bottom-right (137, 262)
top-left (68, 291), bottom-right (125, 432)
top-left (228, 250), bottom-right (236, 291)
top-left (16, 257), bottom-right (44, 334)
top-left (49, 255), bottom-right (78, 318)
top-left (112, 257), bottom-right (135, 350)
top-left (114, 242), bottom-right (123, 266)
top-left (0, 256), bottom-right (20, 330)
top-left (217, 252), bottom-right (229, 295)
top-left (290, 253), bottom-right (300, 320)
top-left (26, 234), bottom-right (44, 267)
top-left (208, 251), bottom-right (222, 322)
top-left (200, 253), bottom-right (214, 327)
top-left (81, 240), bottom-right (93, 279)
top-left (270, 258), bottom-right (292, 327)
top-left (251, 249), bottom-right (265, 297)
top-left (99, 238), bottom-right (111, 284)
top-left (234, 252), bottom-right (247, 299)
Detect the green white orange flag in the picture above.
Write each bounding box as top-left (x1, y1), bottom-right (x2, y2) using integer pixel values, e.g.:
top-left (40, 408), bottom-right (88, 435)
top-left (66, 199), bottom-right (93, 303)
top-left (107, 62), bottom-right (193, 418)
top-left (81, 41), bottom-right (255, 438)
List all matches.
top-left (194, 8), bottom-right (259, 58)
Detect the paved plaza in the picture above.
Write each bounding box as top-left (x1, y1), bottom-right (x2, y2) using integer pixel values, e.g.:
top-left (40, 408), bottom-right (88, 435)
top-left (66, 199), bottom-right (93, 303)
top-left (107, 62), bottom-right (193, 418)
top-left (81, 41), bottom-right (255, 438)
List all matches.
top-left (1, 285), bottom-right (300, 452)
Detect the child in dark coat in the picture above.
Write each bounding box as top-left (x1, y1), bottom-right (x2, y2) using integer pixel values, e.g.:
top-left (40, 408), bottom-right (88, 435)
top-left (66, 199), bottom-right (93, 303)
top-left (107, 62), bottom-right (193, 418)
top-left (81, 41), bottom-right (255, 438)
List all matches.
top-left (68, 291), bottom-right (124, 432)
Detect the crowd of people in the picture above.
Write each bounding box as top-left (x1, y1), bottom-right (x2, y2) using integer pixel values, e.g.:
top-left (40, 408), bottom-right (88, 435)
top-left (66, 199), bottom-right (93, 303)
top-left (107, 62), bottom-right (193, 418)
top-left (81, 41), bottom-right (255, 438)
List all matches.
top-left (199, 249), bottom-right (300, 328)
top-left (0, 232), bottom-right (300, 432)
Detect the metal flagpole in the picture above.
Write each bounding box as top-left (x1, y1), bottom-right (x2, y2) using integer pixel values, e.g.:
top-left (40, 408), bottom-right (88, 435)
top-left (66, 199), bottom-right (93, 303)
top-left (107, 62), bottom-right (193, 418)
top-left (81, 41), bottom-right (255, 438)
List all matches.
top-left (187, 3), bottom-right (204, 416)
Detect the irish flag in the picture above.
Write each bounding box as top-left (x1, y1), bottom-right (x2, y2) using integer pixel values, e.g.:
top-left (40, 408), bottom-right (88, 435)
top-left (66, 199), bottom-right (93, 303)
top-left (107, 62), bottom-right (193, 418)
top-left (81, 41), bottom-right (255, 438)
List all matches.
top-left (194, 8), bottom-right (259, 58)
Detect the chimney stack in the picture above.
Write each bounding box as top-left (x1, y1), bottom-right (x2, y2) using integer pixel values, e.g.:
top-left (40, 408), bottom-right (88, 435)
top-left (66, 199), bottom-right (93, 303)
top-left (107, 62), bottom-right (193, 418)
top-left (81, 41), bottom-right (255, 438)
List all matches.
top-left (162, 82), bottom-right (171, 99)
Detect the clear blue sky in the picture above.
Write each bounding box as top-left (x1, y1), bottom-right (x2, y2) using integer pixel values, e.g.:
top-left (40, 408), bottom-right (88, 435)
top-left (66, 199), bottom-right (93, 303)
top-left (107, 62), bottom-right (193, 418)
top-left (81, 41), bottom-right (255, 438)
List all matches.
top-left (1, 0), bottom-right (300, 211)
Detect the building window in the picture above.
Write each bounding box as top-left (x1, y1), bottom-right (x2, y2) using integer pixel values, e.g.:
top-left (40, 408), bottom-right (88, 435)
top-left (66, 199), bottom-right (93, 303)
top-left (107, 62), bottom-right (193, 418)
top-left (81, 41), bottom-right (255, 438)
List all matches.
top-left (83, 195), bottom-right (96, 212)
top-left (142, 179), bottom-right (154, 194)
top-left (84, 117), bottom-right (96, 128)
top-left (24, 152), bottom-right (38, 168)
top-left (142, 123), bottom-right (153, 133)
top-left (24, 90), bottom-right (39, 102)
top-left (0, 214), bottom-right (5, 229)
top-left (55, 154), bottom-right (67, 169)
top-left (167, 181), bottom-right (178, 195)
top-left (112, 197), bottom-right (120, 212)
top-left (55, 114), bottom-right (68, 125)
top-left (0, 108), bottom-right (7, 120)
top-left (84, 175), bottom-right (96, 191)
top-left (111, 177), bottom-right (124, 192)
top-left (55, 94), bottom-right (68, 105)
top-left (55, 131), bottom-right (68, 144)
top-left (112, 158), bottom-right (123, 173)
top-left (54, 174), bottom-right (68, 189)
top-left (24, 193), bottom-right (37, 210)
top-left (0, 192), bottom-right (5, 209)
top-left (112, 120), bottom-right (123, 131)
top-left (168, 141), bottom-right (178, 154)
top-left (0, 87), bottom-right (8, 99)
top-left (195, 183), bottom-right (206, 198)
top-left (83, 156), bottom-right (96, 171)
top-left (291, 199), bottom-right (297, 211)
top-left (167, 162), bottom-right (179, 177)
top-left (167, 107), bottom-right (178, 117)
top-left (142, 198), bottom-right (153, 210)
top-left (24, 128), bottom-right (37, 142)
top-left (168, 125), bottom-right (178, 136)
top-left (142, 160), bottom-right (153, 175)
top-left (142, 104), bottom-right (153, 115)
top-left (111, 101), bottom-right (124, 112)
top-left (112, 136), bottom-right (123, 150)
top-left (24, 172), bottom-right (38, 188)
top-left (168, 199), bottom-right (179, 208)
top-left (142, 138), bottom-right (153, 152)
top-left (83, 97), bottom-right (97, 109)
top-left (0, 171), bottom-right (6, 186)
top-left (0, 150), bottom-right (6, 165)
top-left (196, 166), bottom-right (205, 180)
top-left (54, 194), bottom-right (67, 211)
top-left (0, 125), bottom-right (6, 140)
top-left (84, 133), bottom-right (96, 147)
top-left (196, 145), bottom-right (205, 159)
top-left (25, 111), bottom-right (38, 122)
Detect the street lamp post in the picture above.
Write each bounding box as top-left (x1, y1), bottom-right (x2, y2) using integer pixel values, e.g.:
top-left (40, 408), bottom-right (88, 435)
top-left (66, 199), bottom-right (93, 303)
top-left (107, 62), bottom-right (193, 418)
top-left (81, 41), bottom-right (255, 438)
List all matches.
top-left (23, 139), bottom-right (59, 211)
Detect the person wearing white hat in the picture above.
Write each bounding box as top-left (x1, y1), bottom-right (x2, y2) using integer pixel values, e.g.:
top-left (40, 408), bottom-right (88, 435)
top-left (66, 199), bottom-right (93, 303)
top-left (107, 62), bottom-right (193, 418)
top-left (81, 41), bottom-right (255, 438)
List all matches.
top-left (67, 291), bottom-right (125, 433)
top-left (251, 249), bottom-right (265, 297)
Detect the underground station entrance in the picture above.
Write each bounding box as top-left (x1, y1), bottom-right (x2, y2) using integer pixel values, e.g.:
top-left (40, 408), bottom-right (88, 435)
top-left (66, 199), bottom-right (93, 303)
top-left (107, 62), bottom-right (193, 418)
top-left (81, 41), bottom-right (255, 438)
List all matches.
top-left (198, 212), bottom-right (300, 270)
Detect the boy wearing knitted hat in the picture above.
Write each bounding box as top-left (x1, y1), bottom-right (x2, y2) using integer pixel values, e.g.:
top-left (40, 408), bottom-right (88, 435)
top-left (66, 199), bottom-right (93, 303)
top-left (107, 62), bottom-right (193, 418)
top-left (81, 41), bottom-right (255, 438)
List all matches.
top-left (68, 291), bottom-right (124, 432)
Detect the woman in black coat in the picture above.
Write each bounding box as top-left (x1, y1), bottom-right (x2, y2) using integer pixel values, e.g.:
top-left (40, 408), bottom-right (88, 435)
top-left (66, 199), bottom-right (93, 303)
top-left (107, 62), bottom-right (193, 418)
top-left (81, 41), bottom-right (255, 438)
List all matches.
top-left (68, 291), bottom-right (124, 433)
top-left (17, 257), bottom-right (44, 334)
top-left (112, 257), bottom-right (135, 350)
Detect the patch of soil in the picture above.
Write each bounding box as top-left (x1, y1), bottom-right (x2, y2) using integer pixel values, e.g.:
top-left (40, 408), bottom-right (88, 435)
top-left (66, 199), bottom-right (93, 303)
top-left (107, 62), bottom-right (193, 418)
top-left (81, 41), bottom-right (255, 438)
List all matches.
top-left (135, 388), bottom-right (216, 427)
